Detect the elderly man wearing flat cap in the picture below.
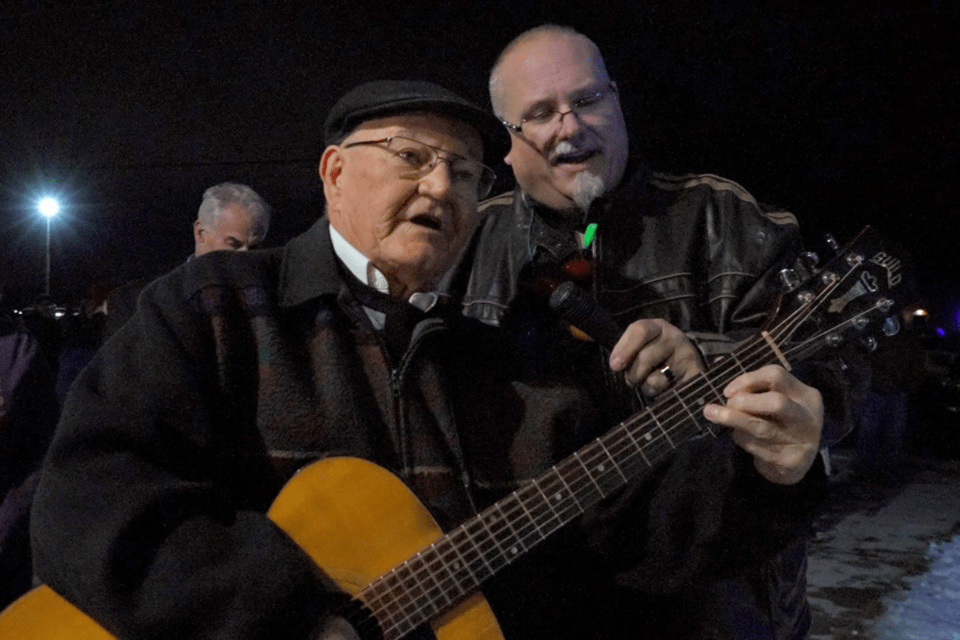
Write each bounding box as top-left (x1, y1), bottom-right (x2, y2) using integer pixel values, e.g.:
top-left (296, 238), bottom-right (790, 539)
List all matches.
top-left (23, 81), bottom-right (616, 640)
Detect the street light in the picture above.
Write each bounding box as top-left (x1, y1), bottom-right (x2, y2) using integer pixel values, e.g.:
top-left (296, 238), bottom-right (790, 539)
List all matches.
top-left (38, 197), bottom-right (59, 296)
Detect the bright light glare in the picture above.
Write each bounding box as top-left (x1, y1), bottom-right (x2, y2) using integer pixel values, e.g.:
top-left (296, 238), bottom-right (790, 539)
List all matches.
top-left (38, 197), bottom-right (60, 218)
top-left (913, 308), bottom-right (929, 317)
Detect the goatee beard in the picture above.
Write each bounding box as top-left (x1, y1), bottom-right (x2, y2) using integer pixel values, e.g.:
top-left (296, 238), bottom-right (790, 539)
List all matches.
top-left (572, 171), bottom-right (606, 213)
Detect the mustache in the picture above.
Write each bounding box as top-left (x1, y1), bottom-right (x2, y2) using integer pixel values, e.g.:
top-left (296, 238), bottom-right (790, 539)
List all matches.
top-left (548, 140), bottom-right (594, 163)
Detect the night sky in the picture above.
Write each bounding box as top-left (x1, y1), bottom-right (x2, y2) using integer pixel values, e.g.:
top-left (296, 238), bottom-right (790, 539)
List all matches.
top-left (2, 2), bottom-right (957, 328)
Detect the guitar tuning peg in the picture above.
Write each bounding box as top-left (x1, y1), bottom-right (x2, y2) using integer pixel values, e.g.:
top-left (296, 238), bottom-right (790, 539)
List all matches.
top-left (860, 336), bottom-right (879, 352)
top-left (779, 268), bottom-right (801, 290)
top-left (877, 298), bottom-right (895, 313)
top-left (882, 316), bottom-right (901, 337)
top-left (824, 234), bottom-right (839, 253)
top-left (801, 251), bottom-right (820, 270)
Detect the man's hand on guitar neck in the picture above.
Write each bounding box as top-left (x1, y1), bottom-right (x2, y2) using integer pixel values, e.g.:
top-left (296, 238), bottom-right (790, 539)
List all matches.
top-left (704, 364), bottom-right (824, 485)
top-left (609, 318), bottom-right (706, 397)
top-left (314, 616), bottom-right (362, 640)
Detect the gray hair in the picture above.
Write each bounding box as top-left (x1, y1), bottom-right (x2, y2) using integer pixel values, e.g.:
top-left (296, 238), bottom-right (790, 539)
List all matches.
top-left (489, 25), bottom-right (607, 119)
top-left (197, 182), bottom-right (271, 239)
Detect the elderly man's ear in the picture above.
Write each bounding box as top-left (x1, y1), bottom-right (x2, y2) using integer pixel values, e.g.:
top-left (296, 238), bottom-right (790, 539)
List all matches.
top-left (319, 146), bottom-right (344, 199)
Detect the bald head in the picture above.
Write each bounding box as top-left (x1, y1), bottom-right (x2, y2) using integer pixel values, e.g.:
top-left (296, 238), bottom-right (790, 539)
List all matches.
top-left (489, 25), bottom-right (610, 118)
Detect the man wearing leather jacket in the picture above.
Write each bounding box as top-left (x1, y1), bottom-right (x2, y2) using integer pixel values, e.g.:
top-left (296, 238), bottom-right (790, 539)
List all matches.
top-left (453, 24), bottom-right (831, 639)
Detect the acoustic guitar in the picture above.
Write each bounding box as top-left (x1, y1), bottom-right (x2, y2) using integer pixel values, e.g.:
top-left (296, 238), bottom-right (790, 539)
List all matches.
top-left (0, 227), bottom-right (907, 639)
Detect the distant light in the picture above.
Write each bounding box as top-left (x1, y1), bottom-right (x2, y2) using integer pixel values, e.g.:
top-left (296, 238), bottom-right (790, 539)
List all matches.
top-left (913, 308), bottom-right (929, 317)
top-left (937, 327), bottom-right (946, 337)
top-left (38, 197), bottom-right (60, 218)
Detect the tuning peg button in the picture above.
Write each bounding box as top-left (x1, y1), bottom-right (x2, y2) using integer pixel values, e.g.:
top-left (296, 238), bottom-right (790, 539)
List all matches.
top-left (860, 336), bottom-right (879, 352)
top-left (779, 268), bottom-right (801, 290)
top-left (801, 251), bottom-right (820, 269)
top-left (882, 316), bottom-right (901, 337)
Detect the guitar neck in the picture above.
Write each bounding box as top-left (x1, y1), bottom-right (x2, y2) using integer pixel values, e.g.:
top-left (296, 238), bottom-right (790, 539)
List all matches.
top-left (356, 331), bottom-right (814, 639)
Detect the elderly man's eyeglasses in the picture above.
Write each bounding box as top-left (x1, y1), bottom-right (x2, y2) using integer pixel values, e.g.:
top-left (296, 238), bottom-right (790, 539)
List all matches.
top-left (343, 136), bottom-right (497, 199)
top-left (500, 82), bottom-right (618, 139)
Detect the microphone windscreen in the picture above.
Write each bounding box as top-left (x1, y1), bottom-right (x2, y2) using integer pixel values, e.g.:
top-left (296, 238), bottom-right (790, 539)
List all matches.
top-left (548, 282), bottom-right (622, 350)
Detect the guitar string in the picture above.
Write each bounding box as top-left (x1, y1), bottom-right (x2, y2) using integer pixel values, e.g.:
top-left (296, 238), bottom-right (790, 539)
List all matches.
top-left (363, 265), bottom-right (873, 636)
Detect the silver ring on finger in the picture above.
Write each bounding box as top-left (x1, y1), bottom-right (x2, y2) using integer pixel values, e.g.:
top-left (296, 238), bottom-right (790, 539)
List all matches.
top-left (660, 365), bottom-right (677, 385)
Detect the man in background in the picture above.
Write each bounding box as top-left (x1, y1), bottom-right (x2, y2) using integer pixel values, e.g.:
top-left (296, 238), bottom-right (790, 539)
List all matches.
top-left (103, 182), bottom-right (271, 339)
top-left (192, 182), bottom-right (271, 256)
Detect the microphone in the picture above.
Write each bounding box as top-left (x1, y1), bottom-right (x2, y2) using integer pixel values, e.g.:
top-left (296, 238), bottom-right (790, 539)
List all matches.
top-left (548, 281), bottom-right (622, 351)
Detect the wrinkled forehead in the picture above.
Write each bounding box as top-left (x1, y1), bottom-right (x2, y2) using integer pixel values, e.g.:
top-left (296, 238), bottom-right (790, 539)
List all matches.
top-left (344, 111), bottom-right (484, 161)
top-left (499, 34), bottom-right (609, 113)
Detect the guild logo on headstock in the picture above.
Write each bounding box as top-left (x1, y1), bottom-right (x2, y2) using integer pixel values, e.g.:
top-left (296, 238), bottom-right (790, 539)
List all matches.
top-left (870, 252), bottom-right (902, 287)
top-left (828, 271), bottom-right (879, 314)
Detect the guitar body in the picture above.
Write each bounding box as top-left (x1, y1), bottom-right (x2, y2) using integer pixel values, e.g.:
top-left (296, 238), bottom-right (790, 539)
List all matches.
top-left (268, 457), bottom-right (504, 640)
top-left (0, 457), bottom-right (504, 640)
top-left (0, 584), bottom-right (113, 639)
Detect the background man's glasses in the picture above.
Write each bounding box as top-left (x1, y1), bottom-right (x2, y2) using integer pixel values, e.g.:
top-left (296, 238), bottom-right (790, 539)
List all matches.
top-left (500, 82), bottom-right (618, 140)
top-left (343, 136), bottom-right (497, 199)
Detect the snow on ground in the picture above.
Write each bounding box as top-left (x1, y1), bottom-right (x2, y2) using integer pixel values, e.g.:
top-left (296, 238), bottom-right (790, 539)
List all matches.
top-left (808, 453), bottom-right (960, 639)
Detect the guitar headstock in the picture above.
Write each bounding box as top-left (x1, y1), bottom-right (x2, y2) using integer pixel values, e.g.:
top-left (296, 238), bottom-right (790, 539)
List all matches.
top-left (766, 226), bottom-right (911, 362)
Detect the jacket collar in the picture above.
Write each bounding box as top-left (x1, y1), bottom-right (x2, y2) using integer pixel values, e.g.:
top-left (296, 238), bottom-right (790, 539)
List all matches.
top-left (279, 217), bottom-right (342, 308)
top-left (520, 159), bottom-right (650, 227)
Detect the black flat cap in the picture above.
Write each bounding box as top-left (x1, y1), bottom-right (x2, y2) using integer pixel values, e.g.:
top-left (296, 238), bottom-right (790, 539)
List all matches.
top-left (323, 80), bottom-right (507, 167)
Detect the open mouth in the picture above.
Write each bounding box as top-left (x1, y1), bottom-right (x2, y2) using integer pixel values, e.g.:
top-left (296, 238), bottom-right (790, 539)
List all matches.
top-left (552, 148), bottom-right (598, 166)
top-left (409, 214), bottom-right (442, 231)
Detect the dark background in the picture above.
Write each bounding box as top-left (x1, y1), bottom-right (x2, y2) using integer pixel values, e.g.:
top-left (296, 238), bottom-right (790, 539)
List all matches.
top-left (2, 1), bottom-right (957, 329)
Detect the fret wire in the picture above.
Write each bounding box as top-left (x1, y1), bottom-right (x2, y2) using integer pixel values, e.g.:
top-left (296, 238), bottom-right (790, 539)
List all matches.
top-left (727, 350), bottom-right (750, 376)
top-left (571, 450), bottom-right (606, 498)
top-left (492, 500), bottom-right (527, 559)
top-left (403, 551), bottom-right (448, 617)
top-left (409, 548), bottom-right (452, 613)
top-left (578, 439), bottom-right (627, 496)
top-left (372, 562), bottom-right (418, 622)
top-left (445, 526), bottom-right (487, 584)
top-left (552, 463), bottom-right (585, 514)
top-left (532, 467), bottom-right (583, 537)
top-left (510, 484), bottom-right (543, 538)
top-left (670, 388), bottom-right (704, 435)
top-left (604, 422), bottom-right (653, 476)
top-left (644, 406), bottom-right (676, 449)
top-left (537, 469), bottom-right (584, 523)
top-left (459, 517), bottom-right (500, 576)
top-left (376, 564), bottom-right (437, 639)
top-left (529, 478), bottom-right (564, 530)
top-left (531, 480), bottom-right (566, 539)
top-left (430, 535), bottom-right (480, 597)
top-left (497, 485), bottom-right (545, 547)
top-left (554, 455), bottom-right (592, 499)
top-left (474, 499), bottom-right (515, 559)
top-left (615, 422), bottom-right (642, 460)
